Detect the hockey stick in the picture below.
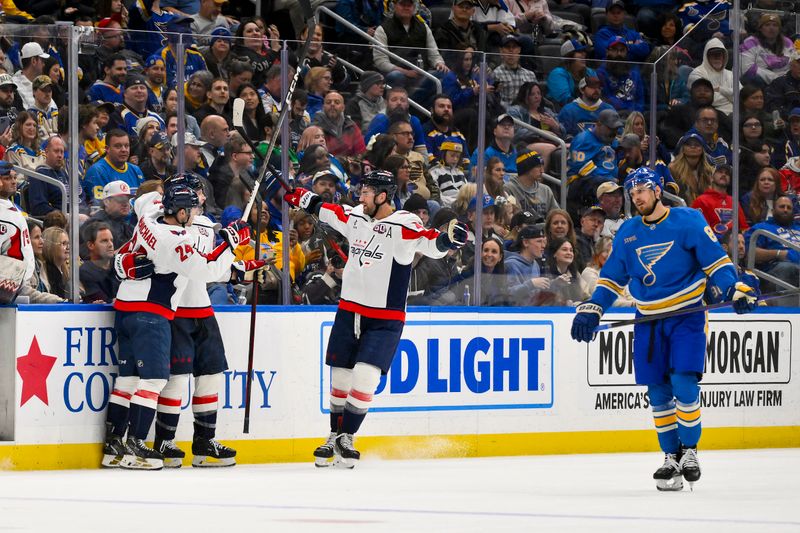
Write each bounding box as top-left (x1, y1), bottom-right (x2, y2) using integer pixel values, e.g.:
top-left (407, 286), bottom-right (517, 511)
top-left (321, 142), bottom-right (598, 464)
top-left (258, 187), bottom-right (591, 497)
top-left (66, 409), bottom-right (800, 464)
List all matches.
top-left (240, 0), bottom-right (316, 434)
top-left (238, 0), bottom-right (316, 224)
top-left (593, 288), bottom-right (800, 333)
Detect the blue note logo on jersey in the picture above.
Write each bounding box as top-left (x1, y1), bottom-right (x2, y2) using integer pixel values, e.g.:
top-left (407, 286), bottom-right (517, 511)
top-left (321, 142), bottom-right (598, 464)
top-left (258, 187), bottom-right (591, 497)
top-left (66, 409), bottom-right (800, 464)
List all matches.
top-left (636, 241), bottom-right (674, 286)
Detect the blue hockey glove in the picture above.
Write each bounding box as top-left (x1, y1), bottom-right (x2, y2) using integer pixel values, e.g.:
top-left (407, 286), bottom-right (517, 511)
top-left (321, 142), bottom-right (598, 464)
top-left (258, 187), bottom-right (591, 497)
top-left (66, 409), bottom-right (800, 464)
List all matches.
top-left (726, 282), bottom-right (757, 314)
top-left (571, 302), bottom-right (603, 343)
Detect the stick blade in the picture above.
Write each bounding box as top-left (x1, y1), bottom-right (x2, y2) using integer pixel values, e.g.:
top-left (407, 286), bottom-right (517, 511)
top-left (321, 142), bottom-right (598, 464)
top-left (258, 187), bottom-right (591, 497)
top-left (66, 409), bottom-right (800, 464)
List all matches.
top-left (232, 98), bottom-right (245, 128)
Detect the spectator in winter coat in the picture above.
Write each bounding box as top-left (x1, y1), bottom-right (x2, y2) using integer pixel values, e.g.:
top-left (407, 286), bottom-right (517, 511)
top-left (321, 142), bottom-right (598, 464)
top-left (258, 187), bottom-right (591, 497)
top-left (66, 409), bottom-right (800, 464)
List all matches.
top-left (433, 0), bottom-right (488, 53)
top-left (765, 51), bottom-right (800, 120)
top-left (504, 149), bottom-right (556, 221)
top-left (344, 71), bottom-right (386, 132)
top-left (312, 91), bottom-right (366, 158)
top-left (689, 38), bottom-right (739, 116)
top-left (740, 13), bottom-right (794, 87)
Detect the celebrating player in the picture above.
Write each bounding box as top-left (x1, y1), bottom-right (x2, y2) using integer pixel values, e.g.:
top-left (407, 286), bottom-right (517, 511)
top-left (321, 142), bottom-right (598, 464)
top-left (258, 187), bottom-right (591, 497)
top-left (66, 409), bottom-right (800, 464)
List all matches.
top-left (284, 170), bottom-right (468, 468)
top-left (570, 167), bottom-right (757, 491)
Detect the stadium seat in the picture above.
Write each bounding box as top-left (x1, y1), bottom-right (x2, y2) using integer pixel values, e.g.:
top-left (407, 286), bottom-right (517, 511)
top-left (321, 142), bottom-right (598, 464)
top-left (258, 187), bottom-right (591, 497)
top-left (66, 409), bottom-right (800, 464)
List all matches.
top-left (536, 44), bottom-right (563, 82)
top-left (551, 11), bottom-right (584, 28)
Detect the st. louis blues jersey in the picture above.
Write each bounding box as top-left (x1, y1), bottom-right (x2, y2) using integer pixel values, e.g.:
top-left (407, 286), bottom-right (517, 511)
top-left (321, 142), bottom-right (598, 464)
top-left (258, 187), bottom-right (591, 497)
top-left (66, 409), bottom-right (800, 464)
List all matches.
top-left (318, 203), bottom-right (448, 321)
top-left (557, 98), bottom-right (615, 137)
top-left (567, 127), bottom-right (619, 186)
top-left (592, 207), bottom-right (738, 315)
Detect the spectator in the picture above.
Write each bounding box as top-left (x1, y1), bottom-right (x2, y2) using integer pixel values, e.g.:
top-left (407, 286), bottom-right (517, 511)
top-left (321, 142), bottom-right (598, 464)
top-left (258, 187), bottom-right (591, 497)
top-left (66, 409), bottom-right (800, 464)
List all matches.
top-left (740, 141), bottom-right (773, 193)
top-left (430, 140), bottom-right (468, 208)
top-left (743, 166), bottom-right (781, 225)
top-left (688, 38), bottom-right (738, 116)
top-left (79, 104), bottom-right (105, 171)
top-left (226, 59), bottom-right (254, 97)
top-left (740, 112), bottom-right (766, 148)
top-left (83, 129), bottom-right (145, 203)
top-left (310, 170), bottom-right (339, 204)
top-left (389, 119), bottom-right (437, 202)
top-left (764, 49), bottom-right (800, 121)
top-left (507, 0), bottom-right (554, 40)
top-left (504, 149), bottom-right (555, 220)
top-left (79, 221), bottom-right (119, 303)
top-left (546, 39), bottom-right (598, 107)
top-left (345, 71), bottom-right (386, 133)
top-left (0, 74), bottom-right (23, 117)
top-left (407, 207), bottom-right (464, 306)
top-left (669, 133), bottom-right (715, 206)
top-left (423, 94), bottom-right (470, 166)
top-left (469, 113), bottom-right (517, 181)
top-left (334, 0), bottom-right (383, 44)
top-left (139, 131), bottom-right (174, 182)
top-left (23, 218), bottom-right (65, 303)
top-left (304, 66), bottom-right (332, 118)
top-left (623, 111), bottom-right (670, 166)
top-left (29, 136), bottom-right (78, 217)
top-left (691, 164), bottom-right (749, 237)
top-left (42, 56), bottom-right (64, 110)
top-left (596, 181), bottom-right (626, 239)
top-left (297, 143), bottom-right (337, 186)
top-left (677, 0), bottom-right (731, 56)
top-left (312, 91), bottom-right (366, 158)
top-left (191, 0), bottom-right (231, 39)
top-left (575, 205), bottom-right (605, 266)
top-left (492, 34), bottom-right (537, 109)
top-left (86, 53), bottom-right (126, 105)
top-left (288, 89), bottom-right (311, 151)
top-left (12, 42), bottom-right (49, 110)
top-left (40, 226), bottom-right (69, 299)
top-left (649, 45), bottom-right (691, 113)
top-left (153, 18), bottom-right (208, 88)
top-left (237, 82), bottom-right (271, 143)
top-left (301, 251), bottom-right (344, 305)
top-left (143, 56), bottom-right (167, 114)
top-left (303, 25), bottom-right (350, 92)
top-left (470, 0), bottom-right (526, 52)
top-left (402, 193), bottom-right (430, 226)
top-left (208, 132), bottom-right (254, 210)
top-left (198, 115), bottom-right (230, 173)
top-left (195, 78), bottom-right (232, 127)
top-left (162, 92), bottom-right (201, 139)
top-left (740, 85), bottom-right (784, 152)
top-left (112, 74), bottom-right (165, 138)
top-left (203, 27), bottom-right (233, 80)
top-left (132, 116), bottom-right (162, 163)
top-left (740, 13), bottom-right (794, 87)
top-left (566, 108), bottom-right (621, 212)
top-left (617, 134), bottom-right (678, 196)
top-left (507, 81), bottom-right (564, 170)
top-left (483, 157), bottom-right (516, 230)
top-left (441, 48), bottom-right (501, 138)
top-left (433, 0), bottom-right (488, 53)
top-left (366, 94), bottom-right (427, 161)
top-left (467, 235), bottom-right (509, 306)
top-left (745, 194), bottom-right (800, 293)
top-left (580, 235), bottom-right (634, 307)
top-left (91, 18), bottom-right (144, 83)
top-left (384, 154), bottom-right (415, 208)
top-left (686, 106), bottom-right (732, 166)
top-left (184, 70), bottom-right (214, 115)
top-left (558, 76), bottom-right (615, 138)
top-left (86, 180), bottom-right (134, 249)
top-left (28, 75), bottom-right (58, 142)
top-left (542, 237), bottom-right (587, 306)
top-left (360, 134), bottom-right (397, 175)
top-left (597, 37), bottom-right (645, 114)
top-left (659, 78), bottom-right (721, 150)
top-left (505, 223), bottom-right (549, 305)
top-left (649, 10), bottom-right (684, 48)
top-left (372, 0), bottom-right (448, 92)
top-left (4, 111), bottom-right (44, 173)
top-left (594, 0), bottom-right (650, 62)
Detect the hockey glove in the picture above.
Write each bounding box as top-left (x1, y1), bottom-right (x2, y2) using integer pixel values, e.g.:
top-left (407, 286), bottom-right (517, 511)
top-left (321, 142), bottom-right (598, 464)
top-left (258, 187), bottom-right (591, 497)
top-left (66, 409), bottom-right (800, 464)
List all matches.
top-left (726, 282), bottom-right (757, 314)
top-left (231, 259), bottom-right (267, 283)
top-left (113, 251), bottom-right (154, 281)
top-left (571, 302), bottom-right (603, 343)
top-left (283, 187), bottom-right (322, 214)
top-left (220, 220), bottom-right (250, 249)
top-left (435, 219), bottom-right (469, 251)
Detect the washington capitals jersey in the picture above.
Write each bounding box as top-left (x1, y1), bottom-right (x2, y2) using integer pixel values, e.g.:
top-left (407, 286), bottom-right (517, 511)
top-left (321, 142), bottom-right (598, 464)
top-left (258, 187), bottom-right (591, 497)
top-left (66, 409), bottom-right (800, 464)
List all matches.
top-left (175, 214), bottom-right (226, 318)
top-left (592, 207), bottom-right (738, 315)
top-left (318, 203), bottom-right (448, 321)
top-left (0, 198), bottom-right (34, 282)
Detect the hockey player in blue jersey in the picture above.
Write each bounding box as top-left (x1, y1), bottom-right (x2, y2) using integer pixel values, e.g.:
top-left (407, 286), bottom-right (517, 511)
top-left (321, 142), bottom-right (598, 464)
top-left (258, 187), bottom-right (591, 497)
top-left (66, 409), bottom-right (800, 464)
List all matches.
top-left (571, 167), bottom-right (757, 491)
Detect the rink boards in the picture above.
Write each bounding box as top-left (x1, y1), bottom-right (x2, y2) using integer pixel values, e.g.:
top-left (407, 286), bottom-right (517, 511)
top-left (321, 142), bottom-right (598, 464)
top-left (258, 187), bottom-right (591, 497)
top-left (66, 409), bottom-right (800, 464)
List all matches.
top-left (0, 305), bottom-right (798, 470)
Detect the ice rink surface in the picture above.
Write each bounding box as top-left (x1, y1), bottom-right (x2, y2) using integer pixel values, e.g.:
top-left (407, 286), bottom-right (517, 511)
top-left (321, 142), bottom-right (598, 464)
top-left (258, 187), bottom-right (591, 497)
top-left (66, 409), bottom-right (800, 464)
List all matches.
top-left (1, 449), bottom-right (798, 533)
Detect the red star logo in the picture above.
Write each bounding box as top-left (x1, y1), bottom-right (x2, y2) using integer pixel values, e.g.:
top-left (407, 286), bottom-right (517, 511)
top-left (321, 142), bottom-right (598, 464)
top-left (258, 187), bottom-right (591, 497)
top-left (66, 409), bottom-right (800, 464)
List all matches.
top-left (16, 336), bottom-right (58, 407)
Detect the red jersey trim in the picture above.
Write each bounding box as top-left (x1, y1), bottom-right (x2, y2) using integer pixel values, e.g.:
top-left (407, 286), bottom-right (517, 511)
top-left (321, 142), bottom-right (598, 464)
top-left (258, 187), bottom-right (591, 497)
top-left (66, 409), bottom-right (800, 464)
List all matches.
top-left (201, 242), bottom-right (229, 262)
top-left (175, 306), bottom-right (214, 318)
top-left (338, 299), bottom-right (406, 322)
top-left (322, 203), bottom-right (349, 224)
top-left (113, 300), bottom-right (175, 320)
top-left (401, 226), bottom-right (439, 241)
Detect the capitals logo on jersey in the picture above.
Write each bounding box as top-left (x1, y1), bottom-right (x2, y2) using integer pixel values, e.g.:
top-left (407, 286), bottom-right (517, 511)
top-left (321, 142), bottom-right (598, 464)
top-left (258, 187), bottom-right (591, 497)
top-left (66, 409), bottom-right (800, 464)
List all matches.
top-left (351, 235), bottom-right (384, 266)
top-left (636, 241), bottom-right (674, 286)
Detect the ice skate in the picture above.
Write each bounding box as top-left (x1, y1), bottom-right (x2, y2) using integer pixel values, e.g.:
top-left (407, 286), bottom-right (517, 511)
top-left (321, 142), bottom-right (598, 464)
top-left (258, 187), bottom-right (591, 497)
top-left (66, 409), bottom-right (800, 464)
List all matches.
top-left (334, 433), bottom-right (360, 469)
top-left (653, 453), bottom-right (683, 491)
top-left (679, 446), bottom-right (701, 490)
top-left (313, 432), bottom-right (340, 467)
top-left (101, 424), bottom-right (127, 468)
top-left (191, 437), bottom-right (236, 467)
top-left (155, 438), bottom-right (186, 468)
top-left (120, 437), bottom-right (164, 470)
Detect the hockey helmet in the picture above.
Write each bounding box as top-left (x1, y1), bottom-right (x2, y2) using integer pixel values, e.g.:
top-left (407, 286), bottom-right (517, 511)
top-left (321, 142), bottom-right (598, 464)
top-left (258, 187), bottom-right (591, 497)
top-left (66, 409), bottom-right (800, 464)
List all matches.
top-left (361, 170), bottom-right (397, 200)
top-left (162, 184), bottom-right (199, 215)
top-left (624, 167), bottom-right (661, 194)
top-left (164, 171), bottom-right (203, 192)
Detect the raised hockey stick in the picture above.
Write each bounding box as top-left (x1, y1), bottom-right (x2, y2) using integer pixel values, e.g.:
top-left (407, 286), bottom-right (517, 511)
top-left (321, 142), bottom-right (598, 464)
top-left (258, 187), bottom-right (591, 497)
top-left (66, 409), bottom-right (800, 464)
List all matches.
top-left (238, 0), bottom-right (316, 224)
top-left (593, 288), bottom-right (800, 333)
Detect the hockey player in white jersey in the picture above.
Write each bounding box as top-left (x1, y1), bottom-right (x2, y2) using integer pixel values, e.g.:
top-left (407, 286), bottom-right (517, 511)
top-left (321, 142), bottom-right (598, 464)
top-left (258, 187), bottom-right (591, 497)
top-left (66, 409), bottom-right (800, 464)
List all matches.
top-left (103, 184), bottom-right (251, 470)
top-left (152, 173), bottom-right (264, 467)
top-left (284, 170), bottom-right (469, 468)
top-left (0, 162), bottom-right (35, 293)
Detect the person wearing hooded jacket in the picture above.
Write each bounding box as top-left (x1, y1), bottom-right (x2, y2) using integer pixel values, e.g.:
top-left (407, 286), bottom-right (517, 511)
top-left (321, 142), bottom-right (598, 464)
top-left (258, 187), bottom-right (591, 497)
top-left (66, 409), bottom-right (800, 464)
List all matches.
top-left (688, 38), bottom-right (740, 116)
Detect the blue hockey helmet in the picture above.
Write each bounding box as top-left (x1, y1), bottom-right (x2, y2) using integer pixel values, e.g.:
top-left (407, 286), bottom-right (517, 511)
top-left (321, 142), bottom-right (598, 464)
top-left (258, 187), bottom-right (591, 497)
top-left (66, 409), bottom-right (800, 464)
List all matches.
top-left (162, 184), bottom-right (198, 215)
top-left (624, 167), bottom-right (661, 194)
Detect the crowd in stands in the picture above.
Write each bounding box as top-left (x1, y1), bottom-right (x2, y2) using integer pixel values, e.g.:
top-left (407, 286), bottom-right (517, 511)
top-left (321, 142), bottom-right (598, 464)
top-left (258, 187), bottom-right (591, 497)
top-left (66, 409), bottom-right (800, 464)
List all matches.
top-left (2, 0), bottom-right (800, 306)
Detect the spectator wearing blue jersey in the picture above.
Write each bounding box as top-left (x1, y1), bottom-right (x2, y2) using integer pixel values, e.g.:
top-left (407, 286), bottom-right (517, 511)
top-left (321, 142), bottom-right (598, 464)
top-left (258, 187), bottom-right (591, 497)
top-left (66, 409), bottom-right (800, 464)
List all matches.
top-left (745, 194), bottom-right (800, 295)
top-left (685, 106), bottom-right (732, 166)
top-left (558, 76), bottom-right (615, 138)
top-left (154, 16), bottom-right (209, 88)
top-left (566, 108), bottom-right (622, 213)
top-left (423, 94), bottom-right (469, 168)
top-left (83, 129), bottom-right (145, 205)
top-left (593, 0), bottom-right (650, 62)
top-left (597, 37), bottom-right (645, 114)
top-left (546, 39), bottom-right (599, 107)
top-left (86, 54), bottom-right (126, 105)
top-left (112, 74), bottom-right (166, 139)
top-left (469, 114), bottom-right (518, 182)
top-left (143, 56), bottom-right (167, 114)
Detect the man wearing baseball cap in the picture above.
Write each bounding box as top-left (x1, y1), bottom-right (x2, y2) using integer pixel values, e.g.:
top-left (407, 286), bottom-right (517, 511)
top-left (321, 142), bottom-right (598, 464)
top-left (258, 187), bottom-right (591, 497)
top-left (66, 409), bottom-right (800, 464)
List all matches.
top-left (30, 75), bottom-right (59, 140)
top-left (469, 114), bottom-right (518, 180)
top-left (140, 132), bottom-right (176, 182)
top-left (0, 74), bottom-right (21, 116)
top-left (433, 0), bottom-right (488, 55)
top-left (12, 42), bottom-right (49, 110)
top-left (86, 180), bottom-right (135, 250)
top-left (596, 181), bottom-right (625, 238)
top-left (566, 108), bottom-right (623, 213)
top-left (493, 33), bottom-right (538, 108)
top-left (114, 74), bottom-right (166, 138)
top-left (144, 56), bottom-right (167, 113)
top-left (546, 39), bottom-right (598, 106)
top-left (594, 0), bottom-right (650, 62)
top-left (597, 37), bottom-right (645, 114)
top-left (558, 75), bottom-right (615, 138)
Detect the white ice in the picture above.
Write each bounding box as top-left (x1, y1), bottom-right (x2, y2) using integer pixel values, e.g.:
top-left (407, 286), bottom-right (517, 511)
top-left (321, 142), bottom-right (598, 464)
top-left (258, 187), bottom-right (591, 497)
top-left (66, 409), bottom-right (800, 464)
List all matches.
top-left (1, 449), bottom-right (798, 533)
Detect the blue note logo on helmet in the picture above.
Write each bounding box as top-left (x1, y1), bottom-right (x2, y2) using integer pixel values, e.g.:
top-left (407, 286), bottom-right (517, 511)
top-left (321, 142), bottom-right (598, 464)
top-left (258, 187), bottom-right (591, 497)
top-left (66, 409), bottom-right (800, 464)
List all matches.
top-left (164, 171), bottom-right (203, 192)
top-left (624, 167), bottom-right (661, 194)
top-left (361, 170), bottom-right (397, 200)
top-left (162, 184), bottom-right (199, 215)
